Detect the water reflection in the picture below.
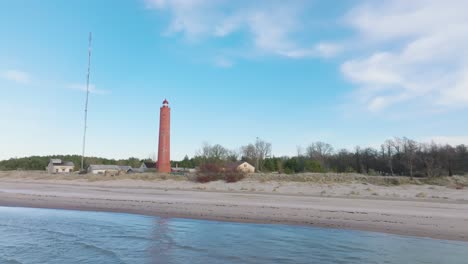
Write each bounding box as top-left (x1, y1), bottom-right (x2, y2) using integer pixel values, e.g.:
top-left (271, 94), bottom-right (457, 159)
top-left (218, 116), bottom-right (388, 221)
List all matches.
top-left (149, 217), bottom-right (173, 264)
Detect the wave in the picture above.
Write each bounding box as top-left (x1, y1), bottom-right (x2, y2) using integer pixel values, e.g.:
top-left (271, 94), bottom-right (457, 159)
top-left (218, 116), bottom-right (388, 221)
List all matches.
top-left (73, 241), bottom-right (126, 264)
top-left (0, 257), bottom-right (24, 264)
top-left (109, 234), bottom-right (152, 242)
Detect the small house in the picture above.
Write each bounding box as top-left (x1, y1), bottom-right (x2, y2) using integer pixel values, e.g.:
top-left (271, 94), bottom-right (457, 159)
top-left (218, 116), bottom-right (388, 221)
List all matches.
top-left (47, 159), bottom-right (75, 174)
top-left (226, 161), bottom-right (255, 173)
top-left (140, 162), bottom-right (157, 172)
top-left (87, 165), bottom-right (134, 176)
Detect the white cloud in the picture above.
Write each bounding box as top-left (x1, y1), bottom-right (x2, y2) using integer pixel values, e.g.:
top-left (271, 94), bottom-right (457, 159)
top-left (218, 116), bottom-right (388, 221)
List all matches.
top-left (367, 96), bottom-right (389, 112)
top-left (314, 42), bottom-right (342, 58)
top-left (1, 70), bottom-right (30, 84)
top-left (214, 56), bottom-right (233, 68)
top-left (438, 69), bottom-right (468, 105)
top-left (146, 1), bottom-right (468, 113)
top-left (145, 0), bottom-right (340, 59)
top-left (67, 83), bottom-right (110, 95)
top-left (277, 42), bottom-right (342, 59)
top-left (341, 0), bottom-right (468, 112)
top-left (342, 52), bottom-right (403, 85)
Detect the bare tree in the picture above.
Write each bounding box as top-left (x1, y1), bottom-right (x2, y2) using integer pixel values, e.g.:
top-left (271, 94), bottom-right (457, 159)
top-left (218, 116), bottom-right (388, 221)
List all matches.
top-left (241, 138), bottom-right (272, 172)
top-left (455, 144), bottom-right (468, 173)
top-left (306, 141), bottom-right (334, 168)
top-left (354, 146), bottom-right (362, 173)
top-left (211, 144), bottom-right (229, 160)
top-left (297, 145), bottom-right (304, 157)
top-left (185, 137), bottom-right (468, 177)
top-left (362, 147), bottom-right (377, 174)
top-left (381, 140), bottom-right (394, 175)
top-left (241, 143), bottom-right (256, 165)
top-left (255, 138), bottom-right (272, 171)
top-left (392, 137), bottom-right (403, 155)
top-left (226, 150), bottom-right (240, 162)
top-left (197, 143), bottom-right (230, 164)
top-left (420, 142), bottom-right (439, 177)
top-left (403, 137), bottom-right (419, 178)
top-left (442, 144), bottom-right (456, 176)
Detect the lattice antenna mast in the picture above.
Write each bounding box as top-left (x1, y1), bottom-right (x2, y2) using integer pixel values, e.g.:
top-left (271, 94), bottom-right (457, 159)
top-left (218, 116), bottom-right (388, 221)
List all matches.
top-left (81, 32), bottom-right (92, 172)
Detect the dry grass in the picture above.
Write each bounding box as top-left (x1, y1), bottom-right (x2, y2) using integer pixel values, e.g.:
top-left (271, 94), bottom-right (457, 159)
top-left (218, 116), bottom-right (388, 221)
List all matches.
top-left (1, 171), bottom-right (467, 188)
top-left (0, 171), bottom-right (188, 182)
top-left (420, 175), bottom-right (468, 188)
top-left (248, 173), bottom-right (422, 186)
top-left (249, 173), bottom-right (468, 187)
top-left (415, 192), bottom-right (427, 198)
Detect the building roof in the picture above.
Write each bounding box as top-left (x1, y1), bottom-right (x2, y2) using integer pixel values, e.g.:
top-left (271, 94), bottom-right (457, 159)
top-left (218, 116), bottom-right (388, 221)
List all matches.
top-left (119, 166), bottom-right (133, 172)
top-left (225, 161), bottom-right (251, 170)
top-left (142, 162), bottom-right (156, 168)
top-left (163, 99), bottom-right (169, 105)
top-left (88, 165), bottom-right (133, 171)
top-left (88, 165), bottom-right (120, 170)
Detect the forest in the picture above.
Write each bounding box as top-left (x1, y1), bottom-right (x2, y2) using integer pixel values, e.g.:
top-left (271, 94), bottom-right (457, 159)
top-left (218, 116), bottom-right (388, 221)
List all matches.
top-left (177, 137), bottom-right (468, 177)
top-left (1, 137), bottom-right (467, 177)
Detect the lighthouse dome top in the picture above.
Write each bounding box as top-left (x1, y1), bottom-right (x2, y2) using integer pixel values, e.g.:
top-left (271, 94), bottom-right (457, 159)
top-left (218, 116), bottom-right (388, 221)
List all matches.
top-left (162, 99), bottom-right (169, 105)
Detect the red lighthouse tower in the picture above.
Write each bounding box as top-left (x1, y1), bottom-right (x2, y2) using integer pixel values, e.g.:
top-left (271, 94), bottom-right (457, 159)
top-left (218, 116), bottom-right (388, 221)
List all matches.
top-left (157, 99), bottom-right (171, 173)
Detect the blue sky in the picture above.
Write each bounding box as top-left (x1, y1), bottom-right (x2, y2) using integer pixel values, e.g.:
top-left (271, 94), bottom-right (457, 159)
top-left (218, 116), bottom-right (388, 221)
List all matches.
top-left (1, 0), bottom-right (468, 160)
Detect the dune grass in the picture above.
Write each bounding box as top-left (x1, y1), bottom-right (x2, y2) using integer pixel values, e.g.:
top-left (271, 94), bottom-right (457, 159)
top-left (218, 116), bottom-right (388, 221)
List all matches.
top-left (248, 173), bottom-right (420, 186)
top-left (248, 172), bottom-right (468, 187)
top-left (0, 170), bottom-right (466, 188)
top-left (0, 171), bottom-right (189, 182)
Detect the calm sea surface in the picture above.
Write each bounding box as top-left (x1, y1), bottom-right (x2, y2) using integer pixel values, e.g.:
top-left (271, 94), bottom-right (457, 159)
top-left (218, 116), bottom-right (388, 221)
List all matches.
top-left (0, 206), bottom-right (467, 264)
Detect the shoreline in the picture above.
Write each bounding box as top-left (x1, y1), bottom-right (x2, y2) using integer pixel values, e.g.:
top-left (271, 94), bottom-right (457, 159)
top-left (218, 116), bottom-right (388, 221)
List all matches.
top-left (1, 203), bottom-right (467, 245)
top-left (0, 177), bottom-right (467, 242)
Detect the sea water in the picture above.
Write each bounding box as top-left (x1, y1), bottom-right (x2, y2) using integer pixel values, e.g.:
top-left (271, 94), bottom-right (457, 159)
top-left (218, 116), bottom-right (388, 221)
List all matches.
top-left (0, 206), bottom-right (467, 264)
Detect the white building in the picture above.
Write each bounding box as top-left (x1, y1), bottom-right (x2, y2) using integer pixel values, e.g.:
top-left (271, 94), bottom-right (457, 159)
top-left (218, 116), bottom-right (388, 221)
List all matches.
top-left (139, 162), bottom-right (157, 172)
top-left (47, 159), bottom-right (75, 174)
top-left (226, 161), bottom-right (255, 173)
top-left (87, 165), bottom-right (133, 175)
top-left (236, 162), bottom-right (255, 173)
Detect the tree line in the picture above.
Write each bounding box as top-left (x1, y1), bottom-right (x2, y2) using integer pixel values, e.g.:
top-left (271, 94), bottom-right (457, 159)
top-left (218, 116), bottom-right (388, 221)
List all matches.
top-left (2, 137), bottom-right (467, 177)
top-left (175, 137), bottom-right (468, 177)
top-left (0, 155), bottom-right (145, 171)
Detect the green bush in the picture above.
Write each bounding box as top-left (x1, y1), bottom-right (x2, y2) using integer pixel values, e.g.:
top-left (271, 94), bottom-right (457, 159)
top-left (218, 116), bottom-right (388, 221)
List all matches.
top-left (304, 160), bottom-right (324, 173)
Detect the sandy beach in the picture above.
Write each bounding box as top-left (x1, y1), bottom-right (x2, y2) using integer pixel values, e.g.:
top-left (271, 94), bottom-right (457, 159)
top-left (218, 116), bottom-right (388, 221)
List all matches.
top-left (0, 172), bottom-right (467, 242)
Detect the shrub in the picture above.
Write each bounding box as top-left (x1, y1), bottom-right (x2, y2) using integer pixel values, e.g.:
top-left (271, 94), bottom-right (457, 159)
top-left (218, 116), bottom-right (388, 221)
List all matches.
top-left (304, 160), bottom-right (324, 173)
top-left (387, 178), bottom-right (401, 186)
top-left (195, 163), bottom-right (246, 183)
top-left (225, 170), bottom-right (246, 183)
top-left (416, 192), bottom-right (427, 198)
